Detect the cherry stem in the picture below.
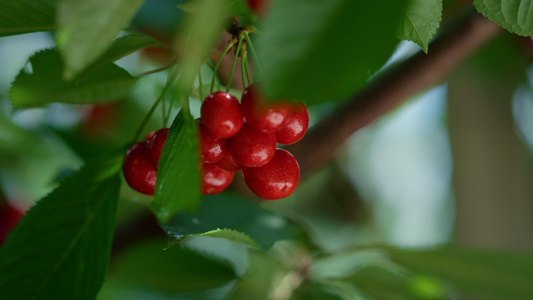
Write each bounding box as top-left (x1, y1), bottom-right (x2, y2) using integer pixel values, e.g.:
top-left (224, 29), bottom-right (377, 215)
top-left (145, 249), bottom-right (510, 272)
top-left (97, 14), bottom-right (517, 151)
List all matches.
top-left (244, 53), bottom-right (251, 86)
top-left (198, 68), bottom-right (204, 100)
top-left (161, 92), bottom-right (166, 128)
top-left (226, 33), bottom-right (244, 93)
top-left (133, 66), bottom-right (179, 141)
top-left (211, 40), bottom-right (236, 94)
top-left (243, 31), bottom-right (263, 80)
top-left (240, 45), bottom-right (247, 88)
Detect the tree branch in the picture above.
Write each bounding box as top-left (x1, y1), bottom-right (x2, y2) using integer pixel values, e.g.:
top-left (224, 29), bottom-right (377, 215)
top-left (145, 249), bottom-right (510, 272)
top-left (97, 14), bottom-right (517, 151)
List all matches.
top-left (286, 11), bottom-right (501, 176)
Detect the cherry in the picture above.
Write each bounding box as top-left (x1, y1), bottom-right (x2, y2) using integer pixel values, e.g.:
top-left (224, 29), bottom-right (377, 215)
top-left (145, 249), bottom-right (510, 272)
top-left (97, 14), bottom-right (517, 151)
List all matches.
top-left (201, 91), bottom-right (243, 138)
top-left (144, 131), bottom-right (155, 141)
top-left (275, 100), bottom-right (309, 145)
top-left (201, 163), bottom-right (235, 195)
top-left (149, 128), bottom-right (169, 167)
top-left (247, 0), bottom-right (270, 16)
top-left (215, 152), bottom-right (242, 172)
top-left (198, 119), bottom-right (229, 163)
top-left (230, 123), bottom-right (277, 167)
top-left (123, 141), bottom-right (157, 195)
top-left (241, 84), bottom-right (293, 133)
top-left (0, 202), bottom-right (24, 246)
top-left (242, 149), bottom-right (300, 200)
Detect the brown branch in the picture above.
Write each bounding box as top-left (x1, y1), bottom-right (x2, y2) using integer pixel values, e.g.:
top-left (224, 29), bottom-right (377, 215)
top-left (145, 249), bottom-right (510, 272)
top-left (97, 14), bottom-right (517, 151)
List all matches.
top-left (286, 11), bottom-right (502, 176)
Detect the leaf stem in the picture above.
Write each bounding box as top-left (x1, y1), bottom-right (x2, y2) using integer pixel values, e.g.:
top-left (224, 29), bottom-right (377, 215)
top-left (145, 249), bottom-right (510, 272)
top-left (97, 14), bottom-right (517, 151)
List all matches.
top-left (226, 34), bottom-right (244, 93)
top-left (211, 40), bottom-right (236, 94)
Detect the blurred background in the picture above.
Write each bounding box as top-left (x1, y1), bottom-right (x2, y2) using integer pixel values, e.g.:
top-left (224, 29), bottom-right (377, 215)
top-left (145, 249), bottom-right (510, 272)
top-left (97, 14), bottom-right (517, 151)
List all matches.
top-left (0, 0), bottom-right (532, 299)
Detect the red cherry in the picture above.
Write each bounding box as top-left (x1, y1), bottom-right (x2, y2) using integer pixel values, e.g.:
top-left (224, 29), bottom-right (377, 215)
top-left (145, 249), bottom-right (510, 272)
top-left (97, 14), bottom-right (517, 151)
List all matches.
top-left (201, 163), bottom-right (235, 195)
top-left (241, 84), bottom-right (293, 133)
top-left (149, 128), bottom-right (169, 167)
top-left (247, 0), bottom-right (270, 16)
top-left (201, 91), bottom-right (243, 138)
top-left (144, 131), bottom-right (155, 141)
top-left (0, 202), bottom-right (24, 245)
top-left (243, 149), bottom-right (300, 200)
top-left (275, 100), bottom-right (309, 145)
top-left (230, 123), bottom-right (276, 167)
top-left (123, 141), bottom-right (157, 195)
top-left (198, 119), bottom-right (229, 163)
top-left (215, 152), bottom-right (242, 172)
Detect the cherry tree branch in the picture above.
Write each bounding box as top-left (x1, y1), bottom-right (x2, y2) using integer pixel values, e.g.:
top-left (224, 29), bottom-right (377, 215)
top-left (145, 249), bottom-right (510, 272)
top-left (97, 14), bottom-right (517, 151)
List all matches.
top-left (285, 11), bottom-right (502, 176)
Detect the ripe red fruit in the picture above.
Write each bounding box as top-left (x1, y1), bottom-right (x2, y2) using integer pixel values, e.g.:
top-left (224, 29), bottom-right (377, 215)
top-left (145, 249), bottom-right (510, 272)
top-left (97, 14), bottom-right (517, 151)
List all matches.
top-left (201, 163), bottom-right (235, 195)
top-left (149, 128), bottom-right (169, 167)
top-left (201, 91), bottom-right (243, 138)
top-left (230, 123), bottom-right (277, 167)
top-left (247, 0), bottom-right (269, 16)
top-left (241, 84), bottom-right (293, 133)
top-left (215, 152), bottom-right (242, 172)
top-left (198, 119), bottom-right (229, 163)
top-left (123, 141), bottom-right (157, 195)
top-left (0, 202), bottom-right (24, 246)
top-left (243, 149), bottom-right (300, 200)
top-left (275, 100), bottom-right (309, 145)
top-left (144, 131), bottom-right (155, 141)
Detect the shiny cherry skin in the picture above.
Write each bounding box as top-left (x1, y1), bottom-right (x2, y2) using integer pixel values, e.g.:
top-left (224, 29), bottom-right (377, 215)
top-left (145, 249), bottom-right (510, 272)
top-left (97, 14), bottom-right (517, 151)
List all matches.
top-left (201, 91), bottom-right (243, 138)
top-left (230, 123), bottom-right (277, 167)
top-left (215, 151), bottom-right (242, 172)
top-left (144, 131), bottom-right (155, 141)
top-left (123, 141), bottom-right (157, 195)
top-left (275, 100), bottom-right (309, 145)
top-left (241, 84), bottom-right (293, 133)
top-left (201, 163), bottom-right (235, 195)
top-left (198, 119), bottom-right (229, 163)
top-left (149, 128), bottom-right (169, 167)
top-left (242, 149), bottom-right (300, 200)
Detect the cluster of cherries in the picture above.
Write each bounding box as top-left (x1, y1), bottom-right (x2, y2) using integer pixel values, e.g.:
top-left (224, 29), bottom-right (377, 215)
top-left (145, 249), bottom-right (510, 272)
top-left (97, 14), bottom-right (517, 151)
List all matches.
top-left (123, 84), bottom-right (309, 200)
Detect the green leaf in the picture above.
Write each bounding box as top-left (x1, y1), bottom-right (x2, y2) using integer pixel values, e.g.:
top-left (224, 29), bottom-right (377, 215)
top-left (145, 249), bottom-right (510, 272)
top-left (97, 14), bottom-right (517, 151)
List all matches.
top-left (0, 0), bottom-right (56, 37)
top-left (161, 194), bottom-right (301, 249)
top-left (56, 0), bottom-right (145, 79)
top-left (9, 48), bottom-right (137, 109)
top-left (257, 0), bottom-right (409, 105)
top-left (344, 266), bottom-right (446, 300)
top-left (474, 0), bottom-right (533, 37)
top-left (386, 246), bottom-right (533, 300)
top-left (87, 33), bottom-right (162, 73)
top-left (397, 0), bottom-right (442, 52)
top-left (104, 239), bottom-right (236, 293)
top-left (0, 150), bottom-right (122, 300)
top-left (152, 111), bottom-right (201, 223)
top-left (291, 282), bottom-right (346, 300)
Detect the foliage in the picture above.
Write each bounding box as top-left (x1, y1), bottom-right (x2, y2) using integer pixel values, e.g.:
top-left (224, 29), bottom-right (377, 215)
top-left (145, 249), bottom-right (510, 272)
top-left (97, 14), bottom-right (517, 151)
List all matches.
top-left (0, 0), bottom-right (532, 299)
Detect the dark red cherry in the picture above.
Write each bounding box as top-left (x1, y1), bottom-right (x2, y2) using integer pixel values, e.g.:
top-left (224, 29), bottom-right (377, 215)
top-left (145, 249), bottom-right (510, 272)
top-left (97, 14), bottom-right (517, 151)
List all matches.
top-left (123, 141), bottom-right (157, 195)
top-left (201, 91), bottom-right (243, 138)
top-left (215, 152), bottom-right (242, 172)
top-left (275, 100), bottom-right (309, 145)
top-left (241, 84), bottom-right (293, 133)
top-left (198, 119), bottom-right (229, 163)
top-left (230, 123), bottom-right (276, 167)
top-left (201, 163), bottom-right (235, 195)
top-left (149, 128), bottom-right (169, 167)
top-left (242, 149), bottom-right (300, 200)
